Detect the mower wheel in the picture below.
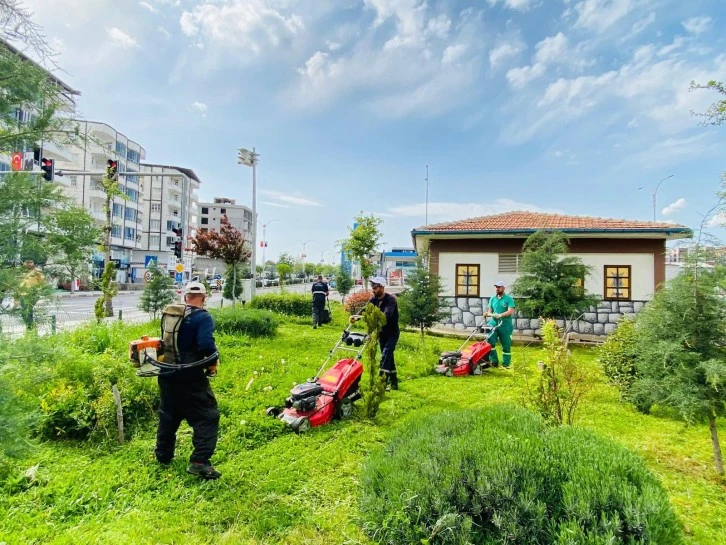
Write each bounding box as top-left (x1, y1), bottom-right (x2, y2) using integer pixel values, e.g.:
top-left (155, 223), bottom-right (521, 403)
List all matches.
top-left (472, 364), bottom-right (482, 376)
top-left (337, 398), bottom-right (353, 419)
top-left (295, 417), bottom-right (311, 434)
top-left (266, 406), bottom-right (281, 417)
top-left (445, 367), bottom-right (453, 377)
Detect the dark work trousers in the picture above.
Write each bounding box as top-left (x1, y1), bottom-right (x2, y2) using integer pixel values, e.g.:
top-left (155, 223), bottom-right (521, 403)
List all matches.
top-left (312, 298), bottom-right (325, 326)
top-left (378, 333), bottom-right (399, 387)
top-left (155, 378), bottom-right (220, 465)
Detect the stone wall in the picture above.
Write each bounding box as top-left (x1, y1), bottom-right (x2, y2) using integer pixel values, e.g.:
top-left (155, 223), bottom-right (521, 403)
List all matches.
top-left (439, 297), bottom-right (646, 336)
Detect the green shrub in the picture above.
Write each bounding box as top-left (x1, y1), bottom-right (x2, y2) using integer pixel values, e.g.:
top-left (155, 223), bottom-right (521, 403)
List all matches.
top-left (599, 319), bottom-right (639, 394)
top-left (210, 307), bottom-right (279, 337)
top-left (360, 406), bottom-right (683, 545)
top-left (249, 293), bottom-right (311, 317)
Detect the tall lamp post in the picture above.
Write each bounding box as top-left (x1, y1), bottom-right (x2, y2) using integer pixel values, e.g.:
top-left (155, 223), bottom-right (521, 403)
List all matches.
top-left (425, 164), bottom-right (429, 226)
top-left (652, 174), bottom-right (674, 221)
top-left (238, 147), bottom-right (258, 295)
top-left (298, 239), bottom-right (313, 283)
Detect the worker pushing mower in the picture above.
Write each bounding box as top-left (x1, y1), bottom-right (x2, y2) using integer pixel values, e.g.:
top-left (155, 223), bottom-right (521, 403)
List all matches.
top-left (266, 314), bottom-right (367, 433)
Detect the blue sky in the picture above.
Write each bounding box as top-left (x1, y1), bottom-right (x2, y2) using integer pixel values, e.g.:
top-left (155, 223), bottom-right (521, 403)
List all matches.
top-left (24, 0), bottom-right (726, 263)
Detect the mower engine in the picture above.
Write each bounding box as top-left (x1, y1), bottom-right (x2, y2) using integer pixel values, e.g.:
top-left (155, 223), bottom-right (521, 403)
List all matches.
top-left (285, 381), bottom-right (324, 412)
top-left (129, 335), bottom-right (164, 376)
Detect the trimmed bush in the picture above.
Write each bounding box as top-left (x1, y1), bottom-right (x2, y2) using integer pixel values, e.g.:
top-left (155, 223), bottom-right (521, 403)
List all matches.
top-left (343, 290), bottom-right (372, 314)
top-left (360, 406), bottom-right (682, 545)
top-left (210, 307), bottom-right (279, 337)
top-left (249, 293), bottom-right (311, 318)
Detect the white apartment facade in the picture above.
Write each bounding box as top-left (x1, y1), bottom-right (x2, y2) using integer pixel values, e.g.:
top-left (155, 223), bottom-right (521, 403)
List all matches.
top-left (52, 121), bottom-right (146, 282)
top-left (195, 197), bottom-right (255, 276)
top-left (135, 164), bottom-right (200, 283)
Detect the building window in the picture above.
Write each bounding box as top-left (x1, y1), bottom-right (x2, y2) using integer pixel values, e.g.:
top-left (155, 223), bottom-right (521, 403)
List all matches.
top-left (150, 219), bottom-right (160, 229)
top-left (166, 236), bottom-right (176, 246)
top-left (124, 208), bottom-right (137, 221)
top-left (151, 203), bottom-right (161, 213)
top-left (455, 264), bottom-right (480, 297)
top-left (220, 208), bottom-right (226, 214)
top-left (200, 227), bottom-right (208, 232)
top-left (112, 203), bottom-right (122, 217)
top-left (149, 235), bottom-right (160, 247)
top-left (124, 227), bottom-right (136, 240)
top-left (111, 225), bottom-right (122, 238)
top-left (201, 207), bottom-right (208, 214)
top-left (604, 266), bottom-right (631, 301)
top-left (70, 175), bottom-right (77, 186)
top-left (498, 254), bottom-right (521, 274)
top-left (201, 217), bottom-right (208, 225)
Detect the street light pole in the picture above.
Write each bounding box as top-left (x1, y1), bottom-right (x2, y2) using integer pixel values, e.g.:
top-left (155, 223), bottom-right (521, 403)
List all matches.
top-left (652, 174), bottom-right (675, 221)
top-left (260, 219), bottom-right (279, 269)
top-left (238, 147), bottom-right (259, 295)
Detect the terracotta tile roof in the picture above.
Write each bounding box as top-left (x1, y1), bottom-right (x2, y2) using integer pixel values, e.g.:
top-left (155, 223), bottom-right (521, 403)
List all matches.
top-left (414, 211), bottom-right (690, 233)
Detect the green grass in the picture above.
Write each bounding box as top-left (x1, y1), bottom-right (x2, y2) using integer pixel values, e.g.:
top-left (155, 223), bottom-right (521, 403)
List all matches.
top-left (0, 312), bottom-right (724, 544)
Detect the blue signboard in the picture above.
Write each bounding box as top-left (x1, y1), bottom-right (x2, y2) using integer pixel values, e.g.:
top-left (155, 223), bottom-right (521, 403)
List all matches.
top-left (145, 255), bottom-right (157, 267)
top-left (175, 272), bottom-right (183, 282)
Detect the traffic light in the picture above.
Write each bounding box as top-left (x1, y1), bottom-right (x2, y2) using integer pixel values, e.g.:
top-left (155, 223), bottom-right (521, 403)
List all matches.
top-left (106, 159), bottom-right (118, 181)
top-left (173, 240), bottom-right (182, 259)
top-left (40, 157), bottom-right (54, 181)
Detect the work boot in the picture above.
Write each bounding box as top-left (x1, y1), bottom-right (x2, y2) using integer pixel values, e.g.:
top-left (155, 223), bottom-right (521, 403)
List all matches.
top-left (186, 462), bottom-right (221, 480)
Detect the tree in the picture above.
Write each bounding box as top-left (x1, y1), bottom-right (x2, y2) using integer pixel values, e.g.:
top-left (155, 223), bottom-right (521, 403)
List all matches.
top-left (139, 261), bottom-right (174, 320)
top-left (96, 161), bottom-right (124, 319)
top-left (276, 262), bottom-right (292, 289)
top-left (511, 230), bottom-right (599, 318)
top-left (46, 206), bottom-right (100, 293)
top-left (398, 259), bottom-right (447, 340)
top-left (335, 263), bottom-right (354, 302)
top-left (630, 259), bottom-right (726, 475)
top-left (690, 80), bottom-right (725, 126)
top-left (304, 262), bottom-right (315, 278)
top-left (191, 214), bottom-right (251, 306)
top-left (223, 263), bottom-right (243, 301)
top-left (341, 213), bottom-right (383, 286)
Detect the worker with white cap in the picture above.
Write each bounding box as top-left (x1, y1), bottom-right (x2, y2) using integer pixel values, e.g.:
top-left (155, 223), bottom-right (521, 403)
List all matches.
top-left (485, 280), bottom-right (516, 368)
top-left (369, 275), bottom-right (400, 390)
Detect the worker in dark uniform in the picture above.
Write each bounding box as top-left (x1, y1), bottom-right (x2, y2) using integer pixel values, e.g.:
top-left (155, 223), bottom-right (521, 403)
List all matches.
top-left (311, 275), bottom-right (329, 329)
top-left (369, 276), bottom-right (399, 390)
top-left (155, 282), bottom-right (221, 480)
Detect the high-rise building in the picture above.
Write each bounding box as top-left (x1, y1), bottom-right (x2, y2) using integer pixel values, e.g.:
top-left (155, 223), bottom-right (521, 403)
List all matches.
top-left (52, 121), bottom-right (146, 281)
top-left (136, 164), bottom-right (200, 282)
top-left (196, 197), bottom-right (255, 275)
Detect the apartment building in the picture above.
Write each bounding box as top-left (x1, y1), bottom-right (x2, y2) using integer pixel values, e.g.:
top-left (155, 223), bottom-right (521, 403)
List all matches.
top-left (196, 197), bottom-right (255, 275)
top-left (136, 164), bottom-right (200, 282)
top-left (52, 121), bottom-right (146, 282)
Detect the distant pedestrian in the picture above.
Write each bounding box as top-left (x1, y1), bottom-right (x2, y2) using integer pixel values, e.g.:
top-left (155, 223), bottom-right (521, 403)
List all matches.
top-left (485, 281), bottom-right (516, 369)
top-left (311, 275), bottom-right (329, 329)
top-left (369, 276), bottom-right (399, 390)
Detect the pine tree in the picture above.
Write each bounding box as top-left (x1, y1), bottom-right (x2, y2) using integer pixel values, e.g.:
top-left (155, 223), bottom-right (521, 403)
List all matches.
top-left (398, 258), bottom-right (447, 339)
top-left (335, 263), bottom-right (354, 302)
top-left (139, 261), bottom-right (175, 320)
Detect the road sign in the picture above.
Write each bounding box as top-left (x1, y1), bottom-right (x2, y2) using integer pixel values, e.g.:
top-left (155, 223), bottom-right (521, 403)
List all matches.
top-left (216, 279), bottom-right (222, 289)
top-left (175, 272), bottom-right (183, 282)
top-left (214, 274), bottom-right (222, 280)
top-left (144, 270), bottom-right (152, 283)
top-left (175, 263), bottom-right (184, 273)
top-left (144, 255), bottom-right (157, 267)
top-left (11, 152), bottom-right (23, 171)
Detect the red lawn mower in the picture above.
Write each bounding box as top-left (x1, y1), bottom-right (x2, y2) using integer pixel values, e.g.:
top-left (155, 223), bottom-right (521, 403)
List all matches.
top-left (435, 319), bottom-right (503, 377)
top-left (266, 315), bottom-right (367, 433)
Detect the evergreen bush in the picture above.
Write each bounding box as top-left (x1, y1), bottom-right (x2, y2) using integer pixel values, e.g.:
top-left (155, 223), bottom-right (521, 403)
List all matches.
top-left (360, 405), bottom-right (682, 545)
top-left (210, 307), bottom-right (279, 337)
top-left (249, 293), bottom-right (311, 318)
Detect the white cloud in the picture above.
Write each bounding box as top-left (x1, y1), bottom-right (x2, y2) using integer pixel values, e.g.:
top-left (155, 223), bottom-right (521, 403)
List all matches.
top-left (487, 0), bottom-right (539, 12)
top-left (260, 190), bottom-right (322, 207)
top-left (681, 16), bottom-right (711, 35)
top-left (190, 101), bottom-right (208, 117)
top-left (574, 0), bottom-right (638, 32)
top-left (489, 41), bottom-right (525, 68)
top-left (106, 27), bottom-right (140, 49)
top-left (179, 0), bottom-right (304, 53)
top-left (706, 213), bottom-right (726, 229)
top-left (662, 198), bottom-right (686, 216)
top-left (158, 26), bottom-right (172, 40)
top-left (442, 43), bottom-right (468, 64)
top-left (326, 40), bottom-right (341, 51)
top-left (534, 32), bottom-right (568, 64)
top-left (626, 11), bottom-right (655, 38)
top-left (139, 1), bottom-right (158, 14)
top-left (388, 199), bottom-right (562, 220)
top-left (506, 63), bottom-right (545, 88)
top-left (260, 201), bottom-right (291, 209)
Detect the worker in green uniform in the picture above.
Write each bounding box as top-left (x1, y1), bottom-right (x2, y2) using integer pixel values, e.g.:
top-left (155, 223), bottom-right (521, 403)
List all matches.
top-left (485, 281), bottom-right (516, 369)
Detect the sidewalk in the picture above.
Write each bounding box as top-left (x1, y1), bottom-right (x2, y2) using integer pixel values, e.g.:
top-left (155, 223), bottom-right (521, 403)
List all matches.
top-left (55, 290), bottom-right (139, 298)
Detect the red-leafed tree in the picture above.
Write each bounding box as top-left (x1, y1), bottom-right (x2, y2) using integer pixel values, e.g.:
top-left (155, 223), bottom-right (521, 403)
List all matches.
top-left (191, 215), bottom-right (251, 306)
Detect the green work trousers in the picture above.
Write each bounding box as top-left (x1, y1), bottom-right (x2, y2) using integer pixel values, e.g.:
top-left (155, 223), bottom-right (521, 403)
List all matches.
top-left (487, 321), bottom-right (513, 367)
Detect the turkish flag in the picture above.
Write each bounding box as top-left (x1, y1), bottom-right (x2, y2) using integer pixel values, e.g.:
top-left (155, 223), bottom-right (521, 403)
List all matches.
top-left (11, 152), bottom-right (23, 171)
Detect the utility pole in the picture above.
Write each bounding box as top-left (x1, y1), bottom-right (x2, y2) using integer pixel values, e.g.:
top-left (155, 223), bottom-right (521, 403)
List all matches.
top-left (260, 219), bottom-right (279, 271)
top-left (425, 164), bottom-right (429, 226)
top-left (652, 174), bottom-right (674, 221)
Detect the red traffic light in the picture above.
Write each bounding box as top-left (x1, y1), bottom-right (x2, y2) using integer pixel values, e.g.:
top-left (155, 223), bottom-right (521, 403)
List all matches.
top-left (41, 158), bottom-right (52, 167)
